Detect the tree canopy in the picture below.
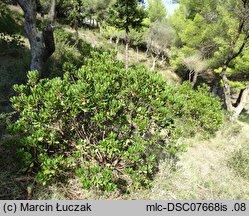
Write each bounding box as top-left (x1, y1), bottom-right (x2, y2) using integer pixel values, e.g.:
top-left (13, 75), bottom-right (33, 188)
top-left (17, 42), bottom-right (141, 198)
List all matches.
top-left (170, 0), bottom-right (249, 118)
top-left (147, 0), bottom-right (167, 23)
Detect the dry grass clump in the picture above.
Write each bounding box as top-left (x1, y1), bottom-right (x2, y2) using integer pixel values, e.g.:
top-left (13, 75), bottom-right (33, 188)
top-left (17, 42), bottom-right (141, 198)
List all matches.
top-left (148, 121), bottom-right (249, 200)
top-left (229, 124), bottom-right (249, 181)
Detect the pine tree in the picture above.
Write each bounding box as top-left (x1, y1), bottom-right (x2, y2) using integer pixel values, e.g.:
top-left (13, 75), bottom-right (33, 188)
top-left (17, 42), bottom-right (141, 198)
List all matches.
top-left (106, 0), bottom-right (146, 69)
top-left (147, 0), bottom-right (167, 23)
top-left (170, 0), bottom-right (249, 119)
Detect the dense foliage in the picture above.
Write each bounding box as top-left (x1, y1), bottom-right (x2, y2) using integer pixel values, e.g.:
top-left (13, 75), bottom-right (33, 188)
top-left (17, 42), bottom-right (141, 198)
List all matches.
top-left (0, 1), bottom-right (24, 52)
top-left (106, 0), bottom-right (146, 33)
top-left (10, 52), bottom-right (223, 192)
top-left (230, 144), bottom-right (249, 181)
top-left (147, 0), bottom-right (167, 23)
top-left (170, 83), bottom-right (223, 136)
top-left (170, 0), bottom-right (249, 84)
top-left (55, 0), bottom-right (115, 28)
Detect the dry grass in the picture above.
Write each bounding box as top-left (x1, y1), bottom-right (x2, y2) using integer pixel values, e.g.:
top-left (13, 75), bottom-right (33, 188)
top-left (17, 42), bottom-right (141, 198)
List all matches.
top-left (64, 27), bottom-right (182, 85)
top-left (147, 121), bottom-right (249, 200)
top-left (116, 47), bottom-right (181, 84)
top-left (32, 178), bottom-right (124, 200)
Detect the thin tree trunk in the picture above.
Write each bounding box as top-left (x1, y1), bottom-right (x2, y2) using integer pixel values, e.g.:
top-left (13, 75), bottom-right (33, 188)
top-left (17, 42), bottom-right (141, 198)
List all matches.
top-left (145, 47), bottom-right (149, 57)
top-left (191, 71), bottom-right (198, 88)
top-left (136, 47), bottom-right (139, 62)
top-left (125, 33), bottom-right (129, 70)
top-left (232, 84), bottom-right (249, 119)
top-left (109, 37), bottom-right (113, 43)
top-left (160, 56), bottom-right (166, 65)
top-left (115, 36), bottom-right (120, 51)
top-left (125, 2), bottom-right (129, 70)
top-left (73, 20), bottom-right (79, 45)
top-left (189, 70), bottom-right (194, 82)
top-left (48, 0), bottom-right (56, 24)
top-left (221, 67), bottom-right (234, 112)
top-left (151, 55), bottom-right (158, 71)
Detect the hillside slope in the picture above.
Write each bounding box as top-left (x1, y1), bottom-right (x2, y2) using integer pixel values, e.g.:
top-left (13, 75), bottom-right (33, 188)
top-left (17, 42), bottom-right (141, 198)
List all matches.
top-left (1, 4), bottom-right (249, 200)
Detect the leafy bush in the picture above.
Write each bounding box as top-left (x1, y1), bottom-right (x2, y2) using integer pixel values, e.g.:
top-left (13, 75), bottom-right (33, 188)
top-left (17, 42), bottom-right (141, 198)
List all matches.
top-left (239, 113), bottom-right (249, 124)
top-left (171, 82), bottom-right (223, 136)
top-left (10, 52), bottom-right (178, 192)
top-left (48, 28), bottom-right (83, 77)
top-left (229, 144), bottom-right (249, 181)
top-left (0, 112), bottom-right (13, 138)
top-left (0, 33), bottom-right (25, 54)
top-left (10, 52), bottom-right (223, 192)
top-left (0, 1), bottom-right (24, 56)
top-left (48, 28), bottom-right (101, 77)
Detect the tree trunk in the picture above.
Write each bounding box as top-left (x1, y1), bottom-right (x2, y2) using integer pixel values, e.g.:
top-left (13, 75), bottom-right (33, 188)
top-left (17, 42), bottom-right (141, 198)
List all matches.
top-left (125, 33), bottom-right (129, 70)
top-left (221, 67), bottom-right (234, 112)
top-left (109, 37), bottom-right (113, 43)
top-left (212, 71), bottom-right (222, 97)
top-left (115, 36), bottom-right (120, 51)
top-left (232, 84), bottom-right (249, 120)
top-left (191, 71), bottom-right (198, 88)
top-left (188, 70), bottom-right (194, 82)
top-left (160, 55), bottom-right (166, 65)
top-left (125, 1), bottom-right (129, 70)
top-left (17, 0), bottom-right (56, 78)
top-left (211, 2), bottom-right (249, 119)
top-left (221, 66), bottom-right (249, 120)
top-left (136, 47), bottom-right (139, 62)
top-left (151, 56), bottom-right (158, 71)
top-left (145, 47), bottom-right (149, 57)
top-left (73, 19), bottom-right (79, 45)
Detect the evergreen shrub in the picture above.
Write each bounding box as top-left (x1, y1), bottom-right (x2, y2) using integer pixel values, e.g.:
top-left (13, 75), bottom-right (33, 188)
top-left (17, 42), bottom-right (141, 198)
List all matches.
top-left (10, 52), bottom-right (223, 192)
top-left (170, 82), bottom-right (223, 136)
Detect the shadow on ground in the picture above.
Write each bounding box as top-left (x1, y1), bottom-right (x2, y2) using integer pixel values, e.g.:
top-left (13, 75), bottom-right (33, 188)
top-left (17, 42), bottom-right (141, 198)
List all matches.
top-left (0, 10), bottom-right (30, 198)
top-left (0, 46), bottom-right (30, 199)
top-left (0, 133), bottom-right (28, 199)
